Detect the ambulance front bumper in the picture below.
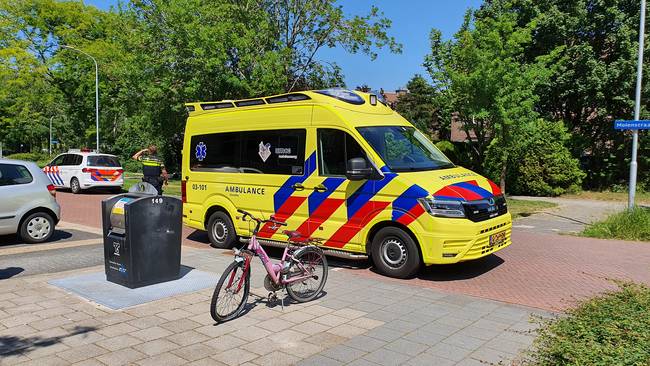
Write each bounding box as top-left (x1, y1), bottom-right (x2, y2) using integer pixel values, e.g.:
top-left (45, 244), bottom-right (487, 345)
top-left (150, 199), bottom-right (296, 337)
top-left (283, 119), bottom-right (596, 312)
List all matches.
top-left (418, 212), bottom-right (512, 265)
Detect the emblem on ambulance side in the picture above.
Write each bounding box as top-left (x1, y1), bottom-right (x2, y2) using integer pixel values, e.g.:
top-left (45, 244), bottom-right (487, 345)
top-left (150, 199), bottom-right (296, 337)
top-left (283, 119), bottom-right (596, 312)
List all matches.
top-left (259, 141), bottom-right (271, 162)
top-left (195, 142), bottom-right (207, 161)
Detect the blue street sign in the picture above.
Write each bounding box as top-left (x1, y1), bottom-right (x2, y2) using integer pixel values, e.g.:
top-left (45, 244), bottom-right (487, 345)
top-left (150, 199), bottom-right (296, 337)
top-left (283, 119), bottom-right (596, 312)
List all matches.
top-left (615, 120), bottom-right (650, 130)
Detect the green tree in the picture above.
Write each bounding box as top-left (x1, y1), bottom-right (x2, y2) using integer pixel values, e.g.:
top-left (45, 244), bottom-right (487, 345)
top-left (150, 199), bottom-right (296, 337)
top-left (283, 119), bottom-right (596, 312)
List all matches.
top-left (426, 7), bottom-right (547, 193)
top-left (394, 74), bottom-right (440, 137)
top-left (0, 0), bottom-right (400, 171)
top-left (265, 0), bottom-right (402, 91)
top-left (449, 0), bottom-right (650, 190)
top-left (487, 119), bottom-right (585, 196)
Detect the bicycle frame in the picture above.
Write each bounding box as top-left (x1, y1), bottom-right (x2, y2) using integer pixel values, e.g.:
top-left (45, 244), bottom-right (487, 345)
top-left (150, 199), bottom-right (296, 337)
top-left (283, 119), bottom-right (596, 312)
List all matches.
top-left (241, 234), bottom-right (315, 286)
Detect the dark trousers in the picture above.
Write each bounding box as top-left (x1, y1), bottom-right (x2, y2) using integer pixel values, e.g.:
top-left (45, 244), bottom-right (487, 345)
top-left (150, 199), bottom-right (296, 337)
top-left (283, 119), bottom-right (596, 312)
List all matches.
top-left (143, 176), bottom-right (163, 195)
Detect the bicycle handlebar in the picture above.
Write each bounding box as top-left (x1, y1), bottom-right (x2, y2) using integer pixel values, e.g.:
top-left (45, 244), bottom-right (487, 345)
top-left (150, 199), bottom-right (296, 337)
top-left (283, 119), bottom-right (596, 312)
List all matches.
top-left (237, 209), bottom-right (287, 227)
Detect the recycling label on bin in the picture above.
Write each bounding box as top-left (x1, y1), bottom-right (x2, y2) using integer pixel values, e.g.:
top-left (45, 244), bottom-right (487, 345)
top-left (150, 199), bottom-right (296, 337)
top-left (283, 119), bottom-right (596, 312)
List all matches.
top-left (108, 259), bottom-right (127, 276)
top-left (111, 197), bottom-right (133, 216)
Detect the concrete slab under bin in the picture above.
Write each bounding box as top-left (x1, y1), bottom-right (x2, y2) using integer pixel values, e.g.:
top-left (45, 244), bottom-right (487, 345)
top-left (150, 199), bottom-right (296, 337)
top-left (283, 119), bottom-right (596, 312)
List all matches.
top-left (49, 265), bottom-right (219, 310)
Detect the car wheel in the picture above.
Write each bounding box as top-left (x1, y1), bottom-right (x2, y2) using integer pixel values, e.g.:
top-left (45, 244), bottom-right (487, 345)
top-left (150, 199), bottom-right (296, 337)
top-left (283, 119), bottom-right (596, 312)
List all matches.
top-left (70, 177), bottom-right (81, 194)
top-left (370, 226), bottom-right (421, 279)
top-left (207, 211), bottom-right (236, 249)
top-left (20, 212), bottom-right (54, 244)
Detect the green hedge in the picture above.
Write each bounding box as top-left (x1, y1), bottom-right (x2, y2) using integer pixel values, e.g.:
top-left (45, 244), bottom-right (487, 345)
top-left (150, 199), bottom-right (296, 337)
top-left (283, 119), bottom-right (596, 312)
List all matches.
top-left (5, 153), bottom-right (52, 168)
top-left (528, 283), bottom-right (650, 365)
top-left (581, 207), bottom-right (650, 242)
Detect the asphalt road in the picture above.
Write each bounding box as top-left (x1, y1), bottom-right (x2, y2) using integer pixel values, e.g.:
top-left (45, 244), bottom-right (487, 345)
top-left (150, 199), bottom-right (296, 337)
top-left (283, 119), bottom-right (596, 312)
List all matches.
top-left (0, 244), bottom-right (103, 279)
top-left (0, 227), bottom-right (103, 279)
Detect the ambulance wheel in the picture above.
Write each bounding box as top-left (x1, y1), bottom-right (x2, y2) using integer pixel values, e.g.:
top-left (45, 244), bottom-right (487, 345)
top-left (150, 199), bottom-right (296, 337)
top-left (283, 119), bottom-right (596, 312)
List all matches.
top-left (370, 227), bottom-right (421, 279)
top-left (207, 211), bottom-right (236, 249)
top-left (70, 177), bottom-right (81, 194)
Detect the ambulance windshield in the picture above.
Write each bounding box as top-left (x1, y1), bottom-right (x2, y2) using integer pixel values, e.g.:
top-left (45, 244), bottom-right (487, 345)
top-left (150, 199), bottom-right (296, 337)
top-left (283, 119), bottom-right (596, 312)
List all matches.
top-left (357, 126), bottom-right (455, 172)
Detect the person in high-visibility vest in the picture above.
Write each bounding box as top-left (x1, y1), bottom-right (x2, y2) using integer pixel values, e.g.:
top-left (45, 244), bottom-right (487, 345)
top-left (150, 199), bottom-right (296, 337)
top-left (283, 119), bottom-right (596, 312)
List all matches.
top-left (132, 145), bottom-right (168, 195)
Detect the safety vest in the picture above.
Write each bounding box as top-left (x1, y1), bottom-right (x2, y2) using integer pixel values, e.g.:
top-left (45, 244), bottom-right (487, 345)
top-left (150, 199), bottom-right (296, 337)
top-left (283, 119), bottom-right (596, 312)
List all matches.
top-left (140, 155), bottom-right (163, 177)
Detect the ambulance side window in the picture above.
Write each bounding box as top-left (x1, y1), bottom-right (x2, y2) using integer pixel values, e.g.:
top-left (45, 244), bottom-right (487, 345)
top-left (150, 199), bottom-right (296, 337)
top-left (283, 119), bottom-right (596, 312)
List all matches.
top-left (190, 131), bottom-right (241, 172)
top-left (190, 129), bottom-right (306, 175)
top-left (318, 129), bottom-right (366, 177)
top-left (239, 129), bottom-right (305, 175)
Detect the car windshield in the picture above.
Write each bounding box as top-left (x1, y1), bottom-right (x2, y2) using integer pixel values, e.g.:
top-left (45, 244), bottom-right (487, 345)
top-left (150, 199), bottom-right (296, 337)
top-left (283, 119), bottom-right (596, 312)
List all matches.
top-left (357, 126), bottom-right (455, 172)
top-left (88, 155), bottom-right (121, 167)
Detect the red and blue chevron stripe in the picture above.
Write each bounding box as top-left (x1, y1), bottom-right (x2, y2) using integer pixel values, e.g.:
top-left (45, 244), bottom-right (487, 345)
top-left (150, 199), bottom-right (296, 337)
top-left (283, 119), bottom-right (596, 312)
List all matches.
top-left (294, 177), bottom-right (346, 238)
top-left (391, 184), bottom-right (429, 226)
top-left (258, 152), bottom-right (317, 238)
top-left (325, 166), bottom-right (395, 248)
top-left (433, 179), bottom-right (501, 201)
top-left (345, 166), bottom-right (396, 220)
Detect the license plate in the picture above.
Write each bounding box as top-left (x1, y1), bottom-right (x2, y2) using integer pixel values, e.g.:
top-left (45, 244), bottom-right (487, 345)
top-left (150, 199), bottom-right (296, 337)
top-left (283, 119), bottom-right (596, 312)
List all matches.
top-left (489, 231), bottom-right (507, 247)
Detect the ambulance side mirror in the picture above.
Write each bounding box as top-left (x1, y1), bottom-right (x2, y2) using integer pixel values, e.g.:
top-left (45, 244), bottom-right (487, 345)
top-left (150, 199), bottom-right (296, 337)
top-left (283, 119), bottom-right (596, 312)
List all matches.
top-left (346, 157), bottom-right (374, 181)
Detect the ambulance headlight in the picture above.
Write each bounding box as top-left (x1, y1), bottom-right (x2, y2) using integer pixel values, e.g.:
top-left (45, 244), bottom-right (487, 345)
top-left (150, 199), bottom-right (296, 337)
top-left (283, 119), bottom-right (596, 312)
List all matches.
top-left (417, 197), bottom-right (465, 218)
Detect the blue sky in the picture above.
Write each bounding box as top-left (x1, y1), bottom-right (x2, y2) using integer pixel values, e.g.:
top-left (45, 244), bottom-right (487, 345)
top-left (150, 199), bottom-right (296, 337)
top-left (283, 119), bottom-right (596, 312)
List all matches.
top-left (86, 0), bottom-right (482, 91)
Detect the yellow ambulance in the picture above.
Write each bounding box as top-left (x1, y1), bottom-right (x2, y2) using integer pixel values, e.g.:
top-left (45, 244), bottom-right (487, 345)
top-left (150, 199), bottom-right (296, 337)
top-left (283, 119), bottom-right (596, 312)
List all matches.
top-left (182, 89), bottom-right (511, 278)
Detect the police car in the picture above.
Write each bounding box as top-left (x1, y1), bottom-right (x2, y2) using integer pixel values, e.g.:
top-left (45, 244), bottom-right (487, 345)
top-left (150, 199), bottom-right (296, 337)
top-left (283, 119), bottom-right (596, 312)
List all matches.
top-left (44, 149), bottom-right (124, 194)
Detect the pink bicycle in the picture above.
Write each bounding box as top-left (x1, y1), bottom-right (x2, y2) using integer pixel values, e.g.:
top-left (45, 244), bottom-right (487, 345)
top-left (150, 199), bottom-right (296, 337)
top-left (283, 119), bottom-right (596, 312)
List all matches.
top-left (210, 209), bottom-right (328, 322)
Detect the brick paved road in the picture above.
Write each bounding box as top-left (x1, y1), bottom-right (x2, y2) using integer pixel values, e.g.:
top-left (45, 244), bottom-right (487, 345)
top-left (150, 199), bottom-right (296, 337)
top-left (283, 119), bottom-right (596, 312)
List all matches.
top-left (53, 191), bottom-right (650, 312)
top-left (0, 247), bottom-right (552, 366)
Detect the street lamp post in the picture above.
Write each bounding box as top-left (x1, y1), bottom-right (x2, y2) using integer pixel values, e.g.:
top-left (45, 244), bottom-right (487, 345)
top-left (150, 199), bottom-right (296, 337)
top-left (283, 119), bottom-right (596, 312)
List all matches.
top-left (61, 45), bottom-right (99, 153)
top-left (628, 0), bottom-right (646, 209)
top-left (49, 116), bottom-right (53, 156)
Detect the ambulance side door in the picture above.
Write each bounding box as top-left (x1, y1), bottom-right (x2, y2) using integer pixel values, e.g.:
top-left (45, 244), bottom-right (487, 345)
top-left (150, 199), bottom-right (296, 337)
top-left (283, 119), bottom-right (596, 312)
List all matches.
top-left (305, 128), bottom-right (371, 252)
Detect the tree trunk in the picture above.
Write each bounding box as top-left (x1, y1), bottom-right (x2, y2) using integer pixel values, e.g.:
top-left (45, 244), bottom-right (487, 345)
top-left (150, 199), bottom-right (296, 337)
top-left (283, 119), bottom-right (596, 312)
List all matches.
top-left (500, 162), bottom-right (507, 195)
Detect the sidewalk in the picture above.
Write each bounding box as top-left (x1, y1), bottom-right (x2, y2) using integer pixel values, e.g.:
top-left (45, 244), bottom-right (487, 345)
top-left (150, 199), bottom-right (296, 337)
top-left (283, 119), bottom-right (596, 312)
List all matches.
top-left (509, 196), bottom-right (626, 235)
top-left (0, 246), bottom-right (551, 366)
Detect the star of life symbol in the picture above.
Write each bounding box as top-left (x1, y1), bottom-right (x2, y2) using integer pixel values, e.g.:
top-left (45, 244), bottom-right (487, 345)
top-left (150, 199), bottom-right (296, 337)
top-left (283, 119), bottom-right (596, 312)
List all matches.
top-left (258, 141), bottom-right (271, 162)
top-left (113, 242), bottom-right (120, 256)
top-left (195, 142), bottom-right (207, 161)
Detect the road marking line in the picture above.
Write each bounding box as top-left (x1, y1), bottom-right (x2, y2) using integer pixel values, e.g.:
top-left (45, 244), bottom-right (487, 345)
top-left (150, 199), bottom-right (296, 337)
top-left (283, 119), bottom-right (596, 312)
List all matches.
top-left (512, 225), bottom-right (535, 229)
top-left (57, 221), bottom-right (102, 235)
top-left (0, 238), bottom-right (101, 256)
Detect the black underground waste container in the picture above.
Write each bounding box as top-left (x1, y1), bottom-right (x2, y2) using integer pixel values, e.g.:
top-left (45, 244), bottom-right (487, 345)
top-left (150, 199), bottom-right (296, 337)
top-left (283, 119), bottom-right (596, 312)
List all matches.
top-left (101, 191), bottom-right (182, 288)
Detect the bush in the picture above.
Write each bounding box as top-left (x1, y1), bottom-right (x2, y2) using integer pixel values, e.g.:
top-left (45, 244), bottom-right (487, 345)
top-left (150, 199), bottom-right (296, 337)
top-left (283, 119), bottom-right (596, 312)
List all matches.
top-left (581, 207), bottom-right (650, 241)
top-left (528, 282), bottom-right (650, 365)
top-left (122, 159), bottom-right (142, 173)
top-left (488, 120), bottom-right (585, 196)
top-left (5, 152), bottom-right (52, 167)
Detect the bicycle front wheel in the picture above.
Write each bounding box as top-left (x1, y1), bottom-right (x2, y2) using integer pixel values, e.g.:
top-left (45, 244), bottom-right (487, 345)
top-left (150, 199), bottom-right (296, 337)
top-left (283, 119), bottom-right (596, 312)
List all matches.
top-left (210, 261), bottom-right (250, 322)
top-left (286, 246), bottom-right (328, 303)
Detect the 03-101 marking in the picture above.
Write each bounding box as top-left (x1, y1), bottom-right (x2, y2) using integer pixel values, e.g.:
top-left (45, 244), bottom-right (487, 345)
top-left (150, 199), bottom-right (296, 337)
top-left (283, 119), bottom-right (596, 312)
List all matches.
top-left (192, 184), bottom-right (207, 191)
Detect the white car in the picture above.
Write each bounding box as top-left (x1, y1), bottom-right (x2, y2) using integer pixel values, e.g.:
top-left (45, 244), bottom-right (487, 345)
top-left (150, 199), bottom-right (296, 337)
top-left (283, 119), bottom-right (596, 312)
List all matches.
top-left (0, 159), bottom-right (61, 243)
top-left (44, 151), bottom-right (124, 194)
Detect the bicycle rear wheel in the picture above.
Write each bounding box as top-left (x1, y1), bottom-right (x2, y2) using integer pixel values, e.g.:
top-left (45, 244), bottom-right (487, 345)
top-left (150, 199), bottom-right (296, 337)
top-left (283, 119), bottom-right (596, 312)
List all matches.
top-left (286, 246), bottom-right (328, 303)
top-left (210, 261), bottom-right (250, 322)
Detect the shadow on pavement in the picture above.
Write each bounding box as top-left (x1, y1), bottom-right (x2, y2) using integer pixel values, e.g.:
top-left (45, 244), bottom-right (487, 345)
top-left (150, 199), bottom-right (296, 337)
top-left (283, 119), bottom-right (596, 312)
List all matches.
top-left (0, 230), bottom-right (73, 247)
top-left (0, 326), bottom-right (97, 356)
top-left (0, 267), bottom-right (24, 280)
top-left (186, 230), bottom-right (211, 245)
top-left (417, 254), bottom-right (505, 281)
top-left (212, 290), bottom-right (329, 326)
